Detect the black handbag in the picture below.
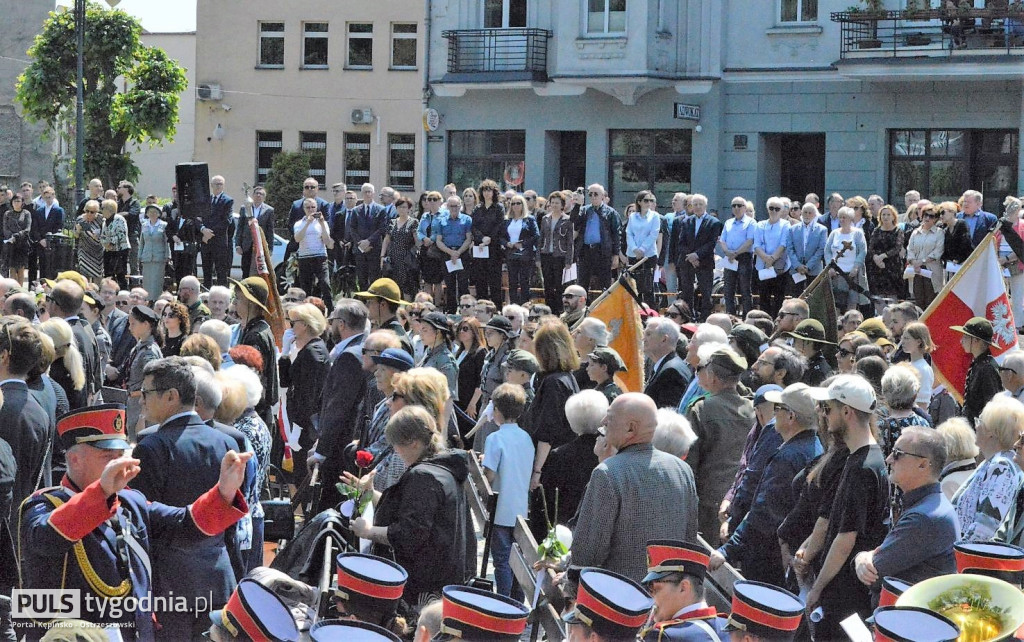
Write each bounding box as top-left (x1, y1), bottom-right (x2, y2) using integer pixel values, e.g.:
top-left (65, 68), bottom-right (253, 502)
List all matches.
top-left (262, 465), bottom-right (296, 542)
top-left (427, 244), bottom-right (447, 261)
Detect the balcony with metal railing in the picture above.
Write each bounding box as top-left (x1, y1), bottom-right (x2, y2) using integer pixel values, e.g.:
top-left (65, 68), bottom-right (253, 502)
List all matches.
top-left (440, 28), bottom-right (552, 83)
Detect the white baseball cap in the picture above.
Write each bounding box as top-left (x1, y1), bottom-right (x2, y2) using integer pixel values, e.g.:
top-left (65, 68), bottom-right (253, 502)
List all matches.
top-left (807, 374), bottom-right (877, 413)
top-left (764, 382), bottom-right (817, 419)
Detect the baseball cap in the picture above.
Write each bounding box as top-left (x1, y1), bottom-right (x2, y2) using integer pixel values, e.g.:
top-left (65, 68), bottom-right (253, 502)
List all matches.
top-left (807, 374), bottom-right (877, 413)
top-left (763, 383), bottom-right (816, 419)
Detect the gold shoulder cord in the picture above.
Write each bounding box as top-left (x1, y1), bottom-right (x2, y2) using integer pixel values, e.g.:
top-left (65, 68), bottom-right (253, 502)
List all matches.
top-left (38, 494), bottom-right (131, 598)
top-left (16, 493), bottom-right (73, 625)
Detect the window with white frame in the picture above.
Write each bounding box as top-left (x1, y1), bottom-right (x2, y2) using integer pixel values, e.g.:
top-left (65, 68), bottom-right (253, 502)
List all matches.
top-left (300, 132), bottom-right (327, 188)
top-left (391, 23), bottom-right (417, 69)
top-left (302, 22), bottom-right (329, 67)
top-left (255, 131), bottom-right (283, 184)
top-left (388, 134), bottom-right (416, 192)
top-left (587, 0), bottom-right (626, 34)
top-left (348, 23), bottom-right (373, 69)
top-left (258, 22), bottom-right (285, 67)
top-left (344, 133), bottom-right (371, 187)
top-left (780, 0), bottom-right (818, 22)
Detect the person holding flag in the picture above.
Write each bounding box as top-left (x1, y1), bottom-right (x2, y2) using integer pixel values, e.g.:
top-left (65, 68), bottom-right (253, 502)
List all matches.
top-left (950, 317), bottom-right (1002, 427)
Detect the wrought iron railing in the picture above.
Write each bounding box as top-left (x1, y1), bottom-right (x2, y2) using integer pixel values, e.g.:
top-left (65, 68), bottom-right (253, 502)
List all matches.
top-left (441, 28), bottom-right (552, 78)
top-left (831, 8), bottom-right (1024, 58)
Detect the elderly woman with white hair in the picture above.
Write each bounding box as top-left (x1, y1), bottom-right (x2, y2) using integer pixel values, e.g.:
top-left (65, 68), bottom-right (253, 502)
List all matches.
top-left (996, 195), bottom-right (1024, 325)
top-left (538, 389), bottom-right (607, 526)
top-left (936, 417), bottom-right (978, 500)
top-left (572, 317), bottom-right (610, 389)
top-left (952, 396), bottom-right (1024, 542)
top-left (824, 206), bottom-right (868, 312)
top-left (878, 364), bottom-right (931, 456)
top-left (653, 408), bottom-right (698, 459)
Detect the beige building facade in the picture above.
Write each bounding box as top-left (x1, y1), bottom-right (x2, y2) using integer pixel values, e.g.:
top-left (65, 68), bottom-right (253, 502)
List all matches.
top-left (194, 0), bottom-right (427, 199)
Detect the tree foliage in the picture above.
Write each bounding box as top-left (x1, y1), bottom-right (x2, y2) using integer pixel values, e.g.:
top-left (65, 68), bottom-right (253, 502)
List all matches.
top-left (15, 3), bottom-right (188, 187)
top-left (263, 151), bottom-right (312, 231)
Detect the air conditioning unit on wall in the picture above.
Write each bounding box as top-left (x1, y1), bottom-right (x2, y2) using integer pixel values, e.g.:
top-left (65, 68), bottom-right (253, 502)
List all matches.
top-left (351, 108), bottom-right (374, 124)
top-left (198, 83), bottom-right (223, 101)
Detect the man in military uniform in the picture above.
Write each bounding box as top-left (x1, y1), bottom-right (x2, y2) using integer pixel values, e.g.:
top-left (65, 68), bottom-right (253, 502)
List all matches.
top-left (784, 319), bottom-right (834, 387)
top-left (951, 316), bottom-right (1002, 427)
top-left (640, 540), bottom-right (728, 642)
top-left (18, 404), bottom-right (250, 641)
top-left (232, 277), bottom-right (280, 430)
top-left (355, 278), bottom-right (413, 356)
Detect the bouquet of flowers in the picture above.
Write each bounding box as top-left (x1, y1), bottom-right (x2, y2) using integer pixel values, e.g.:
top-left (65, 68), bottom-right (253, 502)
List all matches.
top-left (337, 449), bottom-right (375, 517)
top-left (536, 488), bottom-right (573, 562)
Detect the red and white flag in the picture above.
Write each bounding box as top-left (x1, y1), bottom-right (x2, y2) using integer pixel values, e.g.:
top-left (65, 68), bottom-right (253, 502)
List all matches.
top-left (922, 235), bottom-right (1019, 403)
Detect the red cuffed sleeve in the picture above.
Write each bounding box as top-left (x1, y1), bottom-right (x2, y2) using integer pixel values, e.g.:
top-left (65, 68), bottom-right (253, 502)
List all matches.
top-left (46, 481), bottom-right (118, 541)
top-left (188, 486), bottom-right (248, 536)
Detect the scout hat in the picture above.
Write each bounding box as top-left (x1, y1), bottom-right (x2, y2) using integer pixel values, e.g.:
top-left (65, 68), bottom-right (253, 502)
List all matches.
top-left (588, 346), bottom-right (627, 373)
top-left (504, 348), bottom-right (539, 375)
top-left (954, 541), bottom-right (1024, 586)
top-left (420, 311), bottom-right (453, 337)
top-left (704, 346), bottom-right (747, 375)
top-left (879, 576), bottom-right (914, 609)
top-left (563, 568), bottom-right (653, 639)
top-left (808, 374), bottom-right (877, 413)
top-left (371, 347), bottom-right (414, 372)
top-left (723, 580), bottom-right (804, 641)
top-left (785, 319), bottom-right (835, 345)
top-left (57, 404), bottom-right (130, 451)
top-left (950, 316), bottom-right (995, 346)
top-left (871, 606), bottom-right (959, 642)
top-left (642, 540), bottom-right (710, 585)
top-left (230, 277), bottom-right (270, 314)
top-left (210, 578), bottom-right (300, 642)
top-left (334, 553), bottom-right (407, 617)
top-left (857, 317), bottom-right (892, 342)
top-left (310, 620), bottom-right (400, 642)
top-left (435, 585), bottom-right (529, 641)
top-left (45, 270), bottom-right (89, 292)
top-left (355, 278), bottom-right (406, 306)
top-left (730, 323), bottom-right (769, 355)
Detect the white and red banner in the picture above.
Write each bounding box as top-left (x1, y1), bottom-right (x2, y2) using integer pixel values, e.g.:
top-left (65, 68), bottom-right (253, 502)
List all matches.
top-left (922, 235), bottom-right (1019, 403)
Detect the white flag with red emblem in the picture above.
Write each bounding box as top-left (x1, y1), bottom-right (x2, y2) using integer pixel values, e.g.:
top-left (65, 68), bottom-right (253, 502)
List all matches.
top-left (922, 234), bottom-right (1018, 403)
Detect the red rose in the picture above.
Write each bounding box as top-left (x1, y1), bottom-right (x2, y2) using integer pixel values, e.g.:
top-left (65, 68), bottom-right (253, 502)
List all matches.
top-left (355, 450), bottom-right (374, 469)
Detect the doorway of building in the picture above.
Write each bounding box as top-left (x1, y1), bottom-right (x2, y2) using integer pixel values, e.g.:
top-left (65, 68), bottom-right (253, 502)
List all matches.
top-left (558, 131), bottom-right (587, 191)
top-left (780, 134), bottom-right (825, 203)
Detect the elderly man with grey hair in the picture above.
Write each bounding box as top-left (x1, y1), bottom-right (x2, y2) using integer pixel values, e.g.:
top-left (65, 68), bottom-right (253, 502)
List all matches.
top-left (999, 351), bottom-right (1024, 403)
top-left (676, 323), bottom-right (728, 413)
top-left (541, 389), bottom-right (608, 530)
top-left (754, 196), bottom-right (791, 317)
top-left (207, 285), bottom-right (237, 324)
top-left (572, 316), bottom-right (609, 389)
top-left (653, 408), bottom-right (698, 459)
top-left (643, 317), bottom-right (687, 409)
top-left (198, 319), bottom-right (235, 368)
top-left (959, 189), bottom-right (997, 250)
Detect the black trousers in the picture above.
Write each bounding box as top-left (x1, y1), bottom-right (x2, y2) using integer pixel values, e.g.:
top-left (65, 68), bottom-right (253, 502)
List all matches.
top-left (471, 256), bottom-right (503, 304)
top-left (757, 268), bottom-right (788, 317)
top-left (173, 250), bottom-right (197, 285)
top-left (629, 256), bottom-right (656, 307)
top-left (578, 244), bottom-right (612, 295)
top-left (298, 255), bottom-right (333, 309)
top-left (677, 263), bottom-right (715, 321)
top-left (103, 249), bottom-right (129, 291)
top-left (540, 254), bottom-right (567, 315)
top-left (240, 249), bottom-right (254, 278)
top-left (722, 254), bottom-right (753, 316)
top-left (353, 248), bottom-right (380, 292)
top-left (443, 263), bottom-right (470, 314)
top-left (27, 243), bottom-right (50, 284)
top-left (506, 257), bottom-right (533, 305)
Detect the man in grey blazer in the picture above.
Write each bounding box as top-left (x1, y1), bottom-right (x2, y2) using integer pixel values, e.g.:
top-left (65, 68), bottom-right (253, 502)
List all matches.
top-left (235, 185), bottom-right (276, 277)
top-left (786, 203), bottom-right (827, 296)
top-left (570, 393), bottom-right (698, 585)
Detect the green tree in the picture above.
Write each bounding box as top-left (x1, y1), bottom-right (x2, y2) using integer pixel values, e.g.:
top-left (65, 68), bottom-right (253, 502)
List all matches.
top-left (15, 3), bottom-right (188, 187)
top-left (263, 151), bottom-right (312, 232)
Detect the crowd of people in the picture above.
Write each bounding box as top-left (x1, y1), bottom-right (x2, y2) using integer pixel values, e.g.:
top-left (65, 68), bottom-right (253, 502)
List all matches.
top-left (0, 174), bottom-right (1023, 642)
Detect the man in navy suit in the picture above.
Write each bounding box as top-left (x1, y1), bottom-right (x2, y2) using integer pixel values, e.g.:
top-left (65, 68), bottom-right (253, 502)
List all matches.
top-left (99, 277), bottom-right (136, 370)
top-left (670, 194), bottom-right (722, 322)
top-left (787, 203), bottom-right (828, 296)
top-left (234, 185), bottom-right (276, 278)
top-left (133, 357), bottom-right (240, 640)
top-left (958, 189), bottom-right (998, 249)
top-left (643, 317), bottom-right (690, 410)
top-left (30, 185), bottom-right (65, 281)
top-left (346, 183), bottom-right (387, 290)
top-left (574, 183), bottom-right (621, 294)
top-left (199, 175), bottom-right (234, 288)
top-left (817, 193), bottom-right (844, 233)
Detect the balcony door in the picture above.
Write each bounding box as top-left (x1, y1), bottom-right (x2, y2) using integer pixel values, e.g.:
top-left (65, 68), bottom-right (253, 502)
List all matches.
top-left (478, 0), bottom-right (528, 71)
top-left (484, 0), bottom-right (527, 28)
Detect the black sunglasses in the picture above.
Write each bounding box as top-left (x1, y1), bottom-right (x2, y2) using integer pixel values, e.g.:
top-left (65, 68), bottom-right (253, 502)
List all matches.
top-left (891, 448), bottom-right (928, 462)
top-left (731, 204), bottom-right (745, 208)
top-left (768, 206), bottom-right (781, 212)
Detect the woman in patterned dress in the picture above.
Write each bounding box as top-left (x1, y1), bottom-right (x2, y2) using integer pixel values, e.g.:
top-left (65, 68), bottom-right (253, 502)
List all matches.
top-left (74, 200), bottom-right (104, 283)
top-left (99, 198), bottom-right (130, 290)
top-left (380, 197), bottom-right (419, 300)
top-left (866, 205), bottom-right (905, 312)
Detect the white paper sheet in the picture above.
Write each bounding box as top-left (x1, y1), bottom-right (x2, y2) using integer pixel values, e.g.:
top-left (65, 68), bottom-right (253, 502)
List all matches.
top-left (286, 422), bottom-right (303, 452)
top-left (791, 272), bottom-right (807, 284)
top-left (904, 266), bottom-right (932, 279)
top-left (654, 266), bottom-right (662, 282)
top-left (472, 245), bottom-right (489, 259)
top-left (446, 258), bottom-right (464, 273)
top-left (562, 263), bottom-right (578, 284)
top-left (722, 258), bottom-right (739, 271)
top-left (757, 267), bottom-right (777, 281)
top-left (946, 261), bottom-right (961, 274)
top-left (173, 241), bottom-right (185, 251)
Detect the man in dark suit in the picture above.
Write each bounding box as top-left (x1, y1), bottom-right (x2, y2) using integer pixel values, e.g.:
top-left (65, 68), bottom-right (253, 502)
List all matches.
top-left (116, 180), bottom-right (142, 274)
top-left (345, 183), bottom-right (388, 290)
top-left (642, 317), bottom-right (689, 410)
top-left (133, 357), bottom-right (240, 640)
top-left (199, 175), bottom-right (234, 288)
top-left (308, 299), bottom-right (368, 513)
top-left (29, 186), bottom-right (64, 282)
top-left (958, 189), bottom-right (998, 249)
top-left (98, 277), bottom-right (135, 370)
top-left (574, 183), bottom-right (621, 294)
top-left (0, 320), bottom-right (48, 515)
top-left (234, 184), bottom-right (276, 278)
top-left (47, 280), bottom-right (101, 401)
top-left (670, 194), bottom-right (722, 322)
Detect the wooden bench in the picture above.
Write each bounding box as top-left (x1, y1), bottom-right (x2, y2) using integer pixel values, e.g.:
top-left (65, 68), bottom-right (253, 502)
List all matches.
top-left (510, 516), bottom-right (567, 642)
top-left (697, 535), bottom-right (743, 612)
top-left (464, 451), bottom-right (499, 577)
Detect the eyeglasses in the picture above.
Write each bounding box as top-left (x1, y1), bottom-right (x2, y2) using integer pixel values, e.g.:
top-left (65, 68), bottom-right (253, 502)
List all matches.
top-left (427, 197), bottom-right (441, 202)
top-left (562, 294), bottom-right (577, 299)
top-left (304, 185), bottom-right (318, 190)
top-left (283, 297), bottom-right (299, 303)
top-left (924, 213), bottom-right (938, 220)
top-left (117, 300), bottom-right (130, 306)
top-left (1000, 366), bottom-right (1020, 375)
top-left (459, 303), bottom-right (473, 309)
top-left (140, 387), bottom-right (168, 397)
top-left (665, 311), bottom-right (682, 319)
top-left (891, 448), bottom-right (928, 462)
top-left (526, 196), bottom-right (537, 201)
top-left (731, 204), bottom-right (745, 209)
top-left (837, 347), bottom-right (854, 358)
top-left (588, 192), bottom-right (601, 197)
top-left (778, 311), bottom-right (800, 318)
top-left (774, 403), bottom-right (792, 413)
top-left (768, 206), bottom-right (781, 212)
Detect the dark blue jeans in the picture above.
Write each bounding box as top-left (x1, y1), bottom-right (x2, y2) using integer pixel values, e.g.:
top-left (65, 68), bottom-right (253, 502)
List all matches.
top-left (507, 257), bottom-right (533, 305)
top-left (491, 525), bottom-right (523, 600)
top-left (722, 254), bottom-right (753, 316)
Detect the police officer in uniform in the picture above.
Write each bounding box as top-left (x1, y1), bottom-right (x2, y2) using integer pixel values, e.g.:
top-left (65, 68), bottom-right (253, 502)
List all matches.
top-left (18, 404), bottom-right (250, 641)
top-left (784, 319), bottom-right (834, 388)
top-left (564, 568), bottom-right (654, 642)
top-left (640, 540), bottom-right (728, 642)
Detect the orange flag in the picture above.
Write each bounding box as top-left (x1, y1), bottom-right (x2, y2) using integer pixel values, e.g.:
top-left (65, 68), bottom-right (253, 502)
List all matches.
top-left (576, 276), bottom-right (645, 393)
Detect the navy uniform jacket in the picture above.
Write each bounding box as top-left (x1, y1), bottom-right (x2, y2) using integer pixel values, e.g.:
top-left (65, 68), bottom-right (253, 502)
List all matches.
top-left (18, 475), bottom-right (246, 640)
top-left (133, 413), bottom-right (240, 615)
top-left (235, 203), bottom-right (275, 253)
top-left (642, 606), bottom-right (729, 642)
top-left (317, 336), bottom-right (366, 459)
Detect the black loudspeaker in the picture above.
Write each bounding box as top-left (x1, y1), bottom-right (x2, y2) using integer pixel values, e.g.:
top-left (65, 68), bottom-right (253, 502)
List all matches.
top-left (175, 162), bottom-right (211, 220)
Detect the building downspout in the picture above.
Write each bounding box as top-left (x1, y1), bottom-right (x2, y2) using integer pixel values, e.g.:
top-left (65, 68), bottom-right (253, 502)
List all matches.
top-left (421, 0), bottom-right (433, 191)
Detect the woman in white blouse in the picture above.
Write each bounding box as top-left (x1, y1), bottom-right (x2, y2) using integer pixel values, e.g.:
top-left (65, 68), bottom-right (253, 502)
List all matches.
top-left (824, 207), bottom-right (867, 312)
top-left (905, 202), bottom-right (945, 310)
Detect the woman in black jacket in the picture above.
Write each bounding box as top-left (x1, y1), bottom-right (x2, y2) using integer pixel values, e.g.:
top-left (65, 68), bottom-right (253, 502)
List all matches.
top-left (502, 194), bottom-right (540, 305)
top-left (470, 179), bottom-right (506, 303)
top-left (278, 303), bottom-right (331, 483)
top-left (351, 405), bottom-right (471, 604)
top-left (454, 317), bottom-right (487, 438)
top-left (939, 201), bottom-right (972, 266)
